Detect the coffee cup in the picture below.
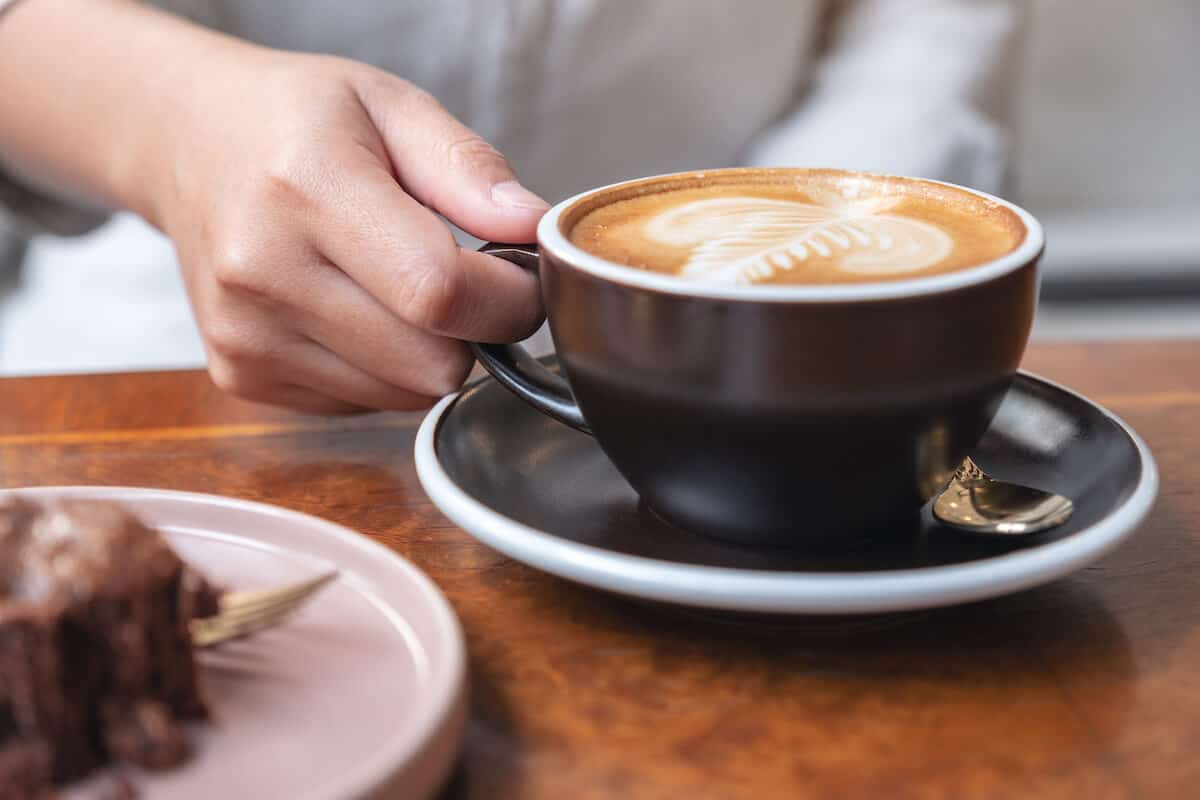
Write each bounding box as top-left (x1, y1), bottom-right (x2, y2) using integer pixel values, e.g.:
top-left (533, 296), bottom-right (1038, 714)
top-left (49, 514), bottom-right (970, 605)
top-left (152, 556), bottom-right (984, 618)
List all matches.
top-left (470, 168), bottom-right (1042, 546)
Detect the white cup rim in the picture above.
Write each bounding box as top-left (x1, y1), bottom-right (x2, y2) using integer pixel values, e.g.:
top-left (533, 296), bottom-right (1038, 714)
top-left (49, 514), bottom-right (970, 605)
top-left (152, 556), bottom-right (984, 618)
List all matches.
top-left (536, 168), bottom-right (1044, 304)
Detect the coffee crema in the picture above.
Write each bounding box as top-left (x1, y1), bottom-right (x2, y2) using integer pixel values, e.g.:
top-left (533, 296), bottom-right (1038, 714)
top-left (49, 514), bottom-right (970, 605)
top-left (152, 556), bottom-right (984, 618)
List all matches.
top-left (565, 169), bottom-right (1026, 286)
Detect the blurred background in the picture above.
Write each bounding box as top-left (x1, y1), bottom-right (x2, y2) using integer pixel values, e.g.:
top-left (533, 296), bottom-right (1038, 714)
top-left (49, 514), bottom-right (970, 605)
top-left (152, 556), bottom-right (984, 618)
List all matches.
top-left (1016, 0), bottom-right (1200, 338)
top-left (1, 0), bottom-right (1197, 375)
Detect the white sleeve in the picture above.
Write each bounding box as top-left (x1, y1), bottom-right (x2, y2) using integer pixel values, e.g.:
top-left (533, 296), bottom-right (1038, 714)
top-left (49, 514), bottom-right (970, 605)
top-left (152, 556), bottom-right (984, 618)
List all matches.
top-left (743, 0), bottom-right (1025, 195)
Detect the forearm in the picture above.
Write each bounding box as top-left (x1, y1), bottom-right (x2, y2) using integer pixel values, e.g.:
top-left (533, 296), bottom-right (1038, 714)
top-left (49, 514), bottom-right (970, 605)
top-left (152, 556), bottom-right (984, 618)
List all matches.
top-left (0, 0), bottom-right (247, 226)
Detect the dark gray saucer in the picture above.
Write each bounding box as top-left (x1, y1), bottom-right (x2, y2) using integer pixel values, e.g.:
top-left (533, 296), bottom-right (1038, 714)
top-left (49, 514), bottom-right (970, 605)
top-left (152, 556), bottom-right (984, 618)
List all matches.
top-left (415, 359), bottom-right (1157, 614)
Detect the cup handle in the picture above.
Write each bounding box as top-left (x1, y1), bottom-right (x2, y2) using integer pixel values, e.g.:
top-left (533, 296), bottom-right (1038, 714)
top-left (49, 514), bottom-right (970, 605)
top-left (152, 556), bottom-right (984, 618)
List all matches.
top-left (468, 243), bottom-right (591, 434)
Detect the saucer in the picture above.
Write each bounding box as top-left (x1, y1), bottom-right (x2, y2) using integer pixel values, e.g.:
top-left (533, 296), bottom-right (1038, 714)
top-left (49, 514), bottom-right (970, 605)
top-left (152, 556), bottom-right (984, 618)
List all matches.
top-left (2, 486), bottom-right (467, 800)
top-left (415, 359), bottom-right (1157, 615)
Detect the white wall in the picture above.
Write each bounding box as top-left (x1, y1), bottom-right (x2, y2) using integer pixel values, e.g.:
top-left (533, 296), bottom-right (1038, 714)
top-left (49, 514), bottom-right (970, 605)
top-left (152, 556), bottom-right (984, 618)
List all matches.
top-left (1016, 0), bottom-right (1200, 283)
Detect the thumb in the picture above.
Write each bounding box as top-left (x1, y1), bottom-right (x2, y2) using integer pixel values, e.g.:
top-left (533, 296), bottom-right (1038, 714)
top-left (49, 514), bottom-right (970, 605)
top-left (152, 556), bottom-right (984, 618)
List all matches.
top-left (358, 77), bottom-right (549, 243)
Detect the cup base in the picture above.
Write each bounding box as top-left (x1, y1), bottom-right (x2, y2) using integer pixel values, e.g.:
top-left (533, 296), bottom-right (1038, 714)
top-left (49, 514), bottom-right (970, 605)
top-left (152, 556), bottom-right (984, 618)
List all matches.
top-left (640, 497), bottom-right (923, 552)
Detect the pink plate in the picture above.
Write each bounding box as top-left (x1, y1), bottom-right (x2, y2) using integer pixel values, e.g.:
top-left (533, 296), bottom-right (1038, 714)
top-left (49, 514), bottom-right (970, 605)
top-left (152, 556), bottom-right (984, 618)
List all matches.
top-left (4, 486), bottom-right (466, 800)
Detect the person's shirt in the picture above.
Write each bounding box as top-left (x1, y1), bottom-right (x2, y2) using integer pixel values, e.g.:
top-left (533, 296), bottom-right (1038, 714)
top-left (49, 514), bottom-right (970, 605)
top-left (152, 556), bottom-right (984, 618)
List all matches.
top-left (0, 0), bottom-right (1023, 242)
top-left (0, 0), bottom-right (1023, 371)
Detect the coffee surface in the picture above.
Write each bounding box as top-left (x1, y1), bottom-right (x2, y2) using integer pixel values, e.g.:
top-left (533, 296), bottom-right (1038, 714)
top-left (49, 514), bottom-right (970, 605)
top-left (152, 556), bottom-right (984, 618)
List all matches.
top-left (566, 171), bottom-right (1025, 286)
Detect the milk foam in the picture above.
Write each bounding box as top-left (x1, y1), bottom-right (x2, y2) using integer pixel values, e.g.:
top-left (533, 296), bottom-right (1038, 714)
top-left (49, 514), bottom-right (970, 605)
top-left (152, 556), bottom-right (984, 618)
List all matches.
top-left (643, 194), bottom-right (954, 285)
top-left (565, 171), bottom-right (1026, 286)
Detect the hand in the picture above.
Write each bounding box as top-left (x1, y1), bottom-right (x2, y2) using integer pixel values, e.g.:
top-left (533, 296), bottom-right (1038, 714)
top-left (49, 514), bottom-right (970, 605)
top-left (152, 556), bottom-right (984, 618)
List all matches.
top-left (149, 47), bottom-right (547, 414)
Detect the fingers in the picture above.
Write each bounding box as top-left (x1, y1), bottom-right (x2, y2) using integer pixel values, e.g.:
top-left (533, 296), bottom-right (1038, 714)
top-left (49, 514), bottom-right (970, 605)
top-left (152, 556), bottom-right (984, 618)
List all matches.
top-left (208, 330), bottom-right (440, 414)
top-left (200, 251), bottom-right (477, 412)
top-left (206, 340), bottom-right (365, 415)
top-left (278, 255), bottom-right (477, 397)
top-left (284, 339), bottom-right (441, 411)
top-left (241, 385), bottom-right (365, 417)
top-left (356, 76), bottom-right (548, 243)
top-left (307, 159), bottom-right (544, 343)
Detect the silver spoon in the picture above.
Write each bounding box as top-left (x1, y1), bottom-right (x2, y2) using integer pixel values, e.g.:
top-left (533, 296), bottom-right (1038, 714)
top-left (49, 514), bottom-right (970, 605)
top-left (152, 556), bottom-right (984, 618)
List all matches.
top-left (932, 457), bottom-right (1074, 535)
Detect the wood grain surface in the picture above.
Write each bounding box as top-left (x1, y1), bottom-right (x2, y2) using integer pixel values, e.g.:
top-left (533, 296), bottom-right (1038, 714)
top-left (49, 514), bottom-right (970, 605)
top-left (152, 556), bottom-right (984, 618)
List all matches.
top-left (1, 341), bottom-right (1196, 799)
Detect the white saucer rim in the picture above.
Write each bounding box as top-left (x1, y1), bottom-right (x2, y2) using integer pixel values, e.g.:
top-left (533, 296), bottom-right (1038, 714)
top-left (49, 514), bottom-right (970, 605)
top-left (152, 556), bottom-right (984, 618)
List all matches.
top-left (1, 485), bottom-right (467, 800)
top-left (415, 371), bottom-right (1158, 614)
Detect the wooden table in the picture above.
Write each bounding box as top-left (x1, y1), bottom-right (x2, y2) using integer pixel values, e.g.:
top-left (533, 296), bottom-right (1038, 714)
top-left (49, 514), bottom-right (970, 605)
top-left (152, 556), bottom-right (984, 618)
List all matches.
top-left (2, 341), bottom-right (1197, 799)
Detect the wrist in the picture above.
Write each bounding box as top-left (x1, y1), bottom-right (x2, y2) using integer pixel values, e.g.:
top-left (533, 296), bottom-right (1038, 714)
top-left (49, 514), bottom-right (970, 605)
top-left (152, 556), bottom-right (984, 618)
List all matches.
top-left (104, 19), bottom-right (262, 230)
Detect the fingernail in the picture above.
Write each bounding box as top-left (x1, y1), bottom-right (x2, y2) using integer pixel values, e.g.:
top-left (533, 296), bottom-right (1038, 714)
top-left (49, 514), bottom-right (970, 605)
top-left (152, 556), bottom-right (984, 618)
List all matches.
top-left (491, 180), bottom-right (550, 211)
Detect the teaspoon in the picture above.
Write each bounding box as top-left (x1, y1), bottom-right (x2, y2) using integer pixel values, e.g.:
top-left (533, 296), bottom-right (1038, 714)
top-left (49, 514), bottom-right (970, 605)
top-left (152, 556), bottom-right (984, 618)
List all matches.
top-left (932, 457), bottom-right (1073, 535)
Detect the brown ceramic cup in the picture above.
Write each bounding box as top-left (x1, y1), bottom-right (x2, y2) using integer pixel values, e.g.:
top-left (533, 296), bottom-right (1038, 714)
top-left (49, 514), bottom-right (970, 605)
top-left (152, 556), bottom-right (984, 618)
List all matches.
top-left (471, 168), bottom-right (1043, 547)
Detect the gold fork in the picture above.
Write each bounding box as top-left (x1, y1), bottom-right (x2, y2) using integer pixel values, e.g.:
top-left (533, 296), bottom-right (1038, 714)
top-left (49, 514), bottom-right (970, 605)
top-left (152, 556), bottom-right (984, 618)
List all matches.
top-left (191, 570), bottom-right (339, 648)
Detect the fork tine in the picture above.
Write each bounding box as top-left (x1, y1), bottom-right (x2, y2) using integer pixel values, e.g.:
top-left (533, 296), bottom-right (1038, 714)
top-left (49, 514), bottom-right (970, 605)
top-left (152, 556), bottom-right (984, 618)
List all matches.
top-left (219, 570), bottom-right (339, 615)
top-left (207, 590), bottom-right (320, 626)
top-left (191, 570), bottom-right (339, 648)
top-left (192, 596), bottom-right (311, 647)
top-left (193, 602), bottom-right (304, 646)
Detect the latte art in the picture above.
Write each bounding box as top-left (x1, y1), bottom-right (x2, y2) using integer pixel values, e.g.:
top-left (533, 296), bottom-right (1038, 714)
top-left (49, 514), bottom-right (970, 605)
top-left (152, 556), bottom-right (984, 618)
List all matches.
top-left (566, 170), bottom-right (1026, 287)
top-left (644, 195), bottom-right (955, 285)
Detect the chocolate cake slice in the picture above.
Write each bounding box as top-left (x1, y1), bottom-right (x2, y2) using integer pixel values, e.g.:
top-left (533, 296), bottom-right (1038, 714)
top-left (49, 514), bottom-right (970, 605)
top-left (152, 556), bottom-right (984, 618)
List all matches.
top-left (0, 496), bottom-right (217, 794)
